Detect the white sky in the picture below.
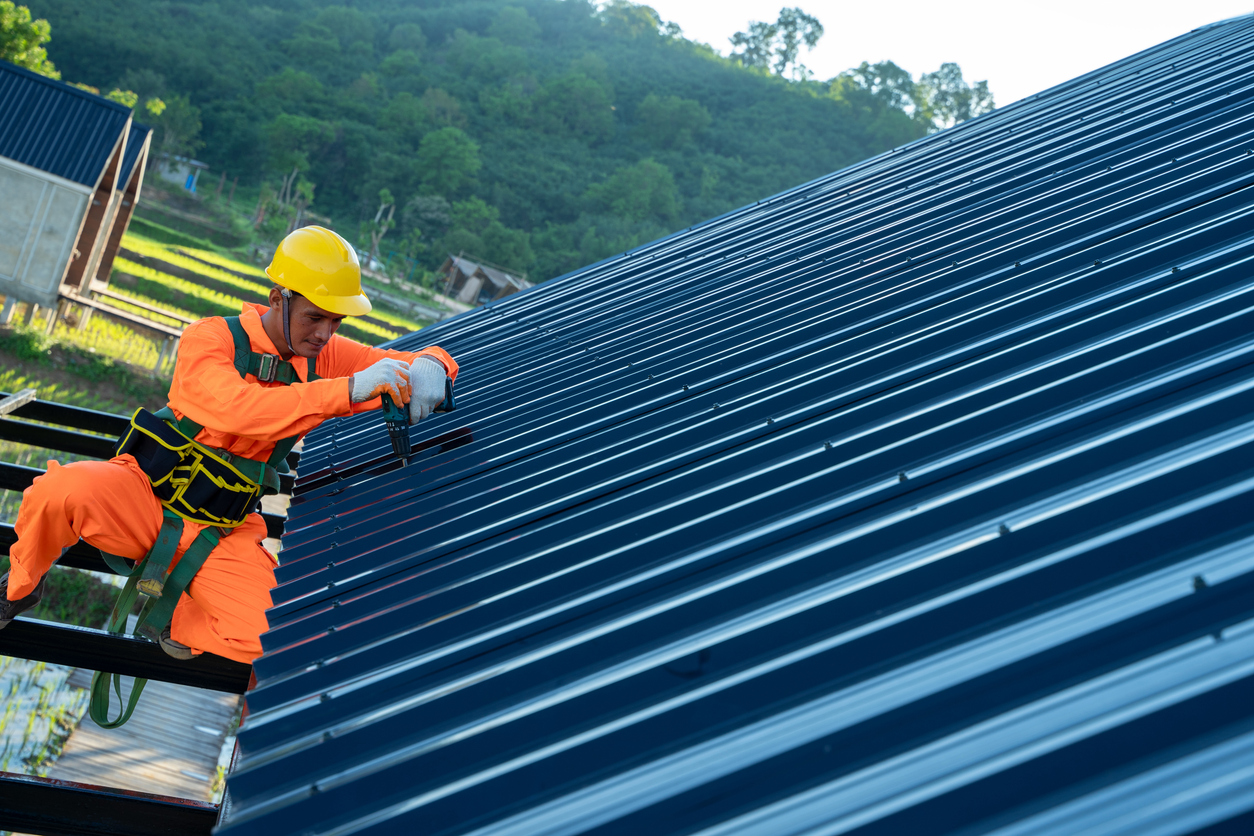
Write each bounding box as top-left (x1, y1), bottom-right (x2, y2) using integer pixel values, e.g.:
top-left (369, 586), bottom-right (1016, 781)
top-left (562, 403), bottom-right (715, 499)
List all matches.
top-left (643, 0), bottom-right (1254, 106)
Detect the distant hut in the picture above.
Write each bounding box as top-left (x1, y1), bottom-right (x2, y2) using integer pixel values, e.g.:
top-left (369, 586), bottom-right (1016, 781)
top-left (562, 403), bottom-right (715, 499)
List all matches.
top-left (439, 254), bottom-right (532, 306)
top-left (0, 61), bottom-right (148, 328)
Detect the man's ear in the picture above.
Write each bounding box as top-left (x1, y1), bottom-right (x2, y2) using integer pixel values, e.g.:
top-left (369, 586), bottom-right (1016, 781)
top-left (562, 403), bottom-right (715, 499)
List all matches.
top-left (268, 286), bottom-right (284, 309)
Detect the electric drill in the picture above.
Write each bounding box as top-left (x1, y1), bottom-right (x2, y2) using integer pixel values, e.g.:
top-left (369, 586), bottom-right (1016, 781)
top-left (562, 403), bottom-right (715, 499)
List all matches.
top-left (380, 376), bottom-right (456, 464)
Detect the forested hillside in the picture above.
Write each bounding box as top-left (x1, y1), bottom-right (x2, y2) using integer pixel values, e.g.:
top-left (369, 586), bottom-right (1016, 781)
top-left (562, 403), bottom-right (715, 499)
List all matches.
top-left (24, 0), bottom-right (991, 281)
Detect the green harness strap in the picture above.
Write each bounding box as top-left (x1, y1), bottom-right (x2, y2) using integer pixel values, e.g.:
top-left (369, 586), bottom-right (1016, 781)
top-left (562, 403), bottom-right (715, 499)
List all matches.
top-left (89, 315), bottom-right (314, 727)
top-left (89, 510), bottom-right (221, 729)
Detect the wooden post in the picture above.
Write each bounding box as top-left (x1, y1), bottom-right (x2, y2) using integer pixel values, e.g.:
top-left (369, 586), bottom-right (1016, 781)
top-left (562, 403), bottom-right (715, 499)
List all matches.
top-left (153, 336), bottom-right (172, 375)
top-left (215, 171), bottom-right (226, 197)
top-left (0, 298), bottom-right (14, 324)
top-left (228, 176), bottom-right (237, 205)
top-left (43, 299), bottom-right (67, 336)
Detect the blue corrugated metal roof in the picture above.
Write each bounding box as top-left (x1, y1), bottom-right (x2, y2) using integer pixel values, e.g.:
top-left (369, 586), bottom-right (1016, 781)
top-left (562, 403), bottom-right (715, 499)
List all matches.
top-left (0, 60), bottom-right (130, 186)
top-left (220, 14), bottom-right (1254, 836)
top-left (118, 121), bottom-right (151, 190)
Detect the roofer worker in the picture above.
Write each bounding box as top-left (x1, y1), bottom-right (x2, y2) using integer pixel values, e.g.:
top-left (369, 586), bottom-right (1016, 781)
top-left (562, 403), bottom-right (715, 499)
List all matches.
top-left (0, 226), bottom-right (456, 669)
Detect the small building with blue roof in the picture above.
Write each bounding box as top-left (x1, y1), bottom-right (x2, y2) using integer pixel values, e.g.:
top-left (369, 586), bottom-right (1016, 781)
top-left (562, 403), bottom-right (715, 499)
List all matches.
top-left (0, 59), bottom-right (149, 317)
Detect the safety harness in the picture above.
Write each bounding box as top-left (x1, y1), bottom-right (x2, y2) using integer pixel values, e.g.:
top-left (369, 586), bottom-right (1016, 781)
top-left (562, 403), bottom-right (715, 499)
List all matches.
top-left (90, 315), bottom-right (314, 727)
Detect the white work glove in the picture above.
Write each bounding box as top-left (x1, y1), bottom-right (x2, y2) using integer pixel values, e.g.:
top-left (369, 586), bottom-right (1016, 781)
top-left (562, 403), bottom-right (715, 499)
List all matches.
top-left (350, 357), bottom-right (412, 405)
top-left (408, 357), bottom-right (447, 424)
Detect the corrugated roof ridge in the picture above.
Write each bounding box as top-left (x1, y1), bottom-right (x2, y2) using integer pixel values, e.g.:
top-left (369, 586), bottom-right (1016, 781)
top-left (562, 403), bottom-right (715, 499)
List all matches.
top-left (0, 57), bottom-right (131, 114)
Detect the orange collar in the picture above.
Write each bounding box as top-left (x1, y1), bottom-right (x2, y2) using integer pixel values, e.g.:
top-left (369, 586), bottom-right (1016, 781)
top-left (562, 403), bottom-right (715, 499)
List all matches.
top-left (238, 303), bottom-right (313, 382)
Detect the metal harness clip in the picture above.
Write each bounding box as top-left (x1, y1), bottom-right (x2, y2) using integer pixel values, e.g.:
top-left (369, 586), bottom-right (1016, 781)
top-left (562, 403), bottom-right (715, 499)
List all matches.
top-left (257, 353), bottom-right (280, 383)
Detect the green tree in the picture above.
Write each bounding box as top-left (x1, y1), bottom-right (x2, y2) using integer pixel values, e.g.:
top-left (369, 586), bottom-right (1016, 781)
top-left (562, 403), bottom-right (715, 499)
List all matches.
top-left (599, 0), bottom-right (662, 37)
top-left (533, 72), bottom-right (614, 143)
top-left (378, 92), bottom-right (428, 145)
top-left (915, 63), bottom-right (995, 130)
top-left (437, 197), bottom-right (533, 272)
top-left (416, 127), bottom-right (481, 195)
top-left (421, 88), bottom-right (467, 128)
top-left (730, 7), bottom-right (823, 79)
top-left (488, 7), bottom-right (540, 45)
top-left (387, 22), bottom-right (425, 53)
top-left (831, 61), bottom-right (917, 112)
top-left (0, 1), bottom-right (57, 78)
top-left (265, 113), bottom-right (331, 175)
top-left (361, 188), bottom-right (396, 264)
top-left (635, 93), bottom-right (710, 149)
top-left (584, 159), bottom-right (679, 224)
top-left (154, 94), bottom-right (204, 159)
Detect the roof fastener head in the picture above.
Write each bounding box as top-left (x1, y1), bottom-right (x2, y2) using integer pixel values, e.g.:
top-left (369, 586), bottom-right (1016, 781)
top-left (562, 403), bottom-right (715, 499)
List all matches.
top-left (823, 441), bottom-right (832, 450)
top-left (998, 524), bottom-right (1011, 535)
top-left (898, 471), bottom-right (908, 483)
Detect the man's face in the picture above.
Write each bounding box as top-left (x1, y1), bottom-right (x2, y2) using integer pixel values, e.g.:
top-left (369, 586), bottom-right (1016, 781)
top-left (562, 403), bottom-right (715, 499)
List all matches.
top-left (269, 289), bottom-right (346, 358)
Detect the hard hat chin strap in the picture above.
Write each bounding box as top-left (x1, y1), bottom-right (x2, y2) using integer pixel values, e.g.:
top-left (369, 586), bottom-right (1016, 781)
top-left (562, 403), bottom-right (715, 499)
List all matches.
top-left (280, 288), bottom-right (297, 358)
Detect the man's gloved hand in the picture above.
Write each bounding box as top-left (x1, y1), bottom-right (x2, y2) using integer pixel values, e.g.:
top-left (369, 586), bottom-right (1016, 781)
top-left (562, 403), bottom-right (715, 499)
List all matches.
top-left (409, 357), bottom-right (447, 424)
top-left (350, 357), bottom-right (412, 405)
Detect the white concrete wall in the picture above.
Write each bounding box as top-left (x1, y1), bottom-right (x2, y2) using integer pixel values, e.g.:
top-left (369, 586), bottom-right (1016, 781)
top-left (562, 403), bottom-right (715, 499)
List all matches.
top-left (0, 156), bottom-right (90, 308)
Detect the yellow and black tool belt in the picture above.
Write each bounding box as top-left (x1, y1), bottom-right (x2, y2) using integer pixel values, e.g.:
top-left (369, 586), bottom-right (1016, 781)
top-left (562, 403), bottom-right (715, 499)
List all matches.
top-left (114, 408), bottom-right (262, 527)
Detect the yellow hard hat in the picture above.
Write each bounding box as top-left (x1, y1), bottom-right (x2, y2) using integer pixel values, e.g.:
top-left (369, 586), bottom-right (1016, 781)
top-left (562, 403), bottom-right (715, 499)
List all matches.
top-left (265, 226), bottom-right (372, 316)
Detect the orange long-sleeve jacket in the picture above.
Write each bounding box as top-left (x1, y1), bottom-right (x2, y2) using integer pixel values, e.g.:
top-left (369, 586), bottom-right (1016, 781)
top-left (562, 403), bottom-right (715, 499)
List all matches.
top-left (167, 303), bottom-right (457, 463)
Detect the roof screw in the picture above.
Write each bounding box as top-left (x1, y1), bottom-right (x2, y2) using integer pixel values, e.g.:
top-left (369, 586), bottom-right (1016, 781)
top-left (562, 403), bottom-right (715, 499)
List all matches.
top-left (327, 582), bottom-right (336, 589)
top-left (712, 403), bottom-right (720, 409)
top-left (998, 524), bottom-right (1011, 535)
top-left (327, 625), bottom-right (337, 633)
top-left (1172, 267), bottom-right (1180, 273)
top-left (1193, 575), bottom-right (1208, 591)
top-left (320, 693), bottom-right (332, 702)
top-left (1014, 262), bottom-right (1020, 267)
top-left (823, 441), bottom-right (832, 450)
top-left (766, 417), bottom-right (774, 424)
top-left (314, 659), bottom-right (325, 668)
top-left (322, 732), bottom-right (332, 742)
top-left (648, 374), bottom-right (654, 380)
top-left (898, 471), bottom-right (908, 483)
top-left (1093, 260), bottom-right (1102, 267)
top-left (951, 261), bottom-right (958, 267)
top-left (682, 384), bottom-right (689, 391)
top-left (310, 784), bottom-right (321, 795)
top-left (332, 600), bottom-right (341, 608)
top-left (326, 561), bottom-right (335, 569)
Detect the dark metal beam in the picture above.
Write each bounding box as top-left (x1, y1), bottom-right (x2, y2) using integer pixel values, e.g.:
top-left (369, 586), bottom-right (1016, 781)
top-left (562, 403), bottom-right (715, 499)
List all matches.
top-left (0, 618), bottom-right (251, 694)
top-left (0, 771), bottom-right (218, 836)
top-left (0, 461), bottom-right (41, 492)
top-left (0, 418), bottom-right (115, 458)
top-left (0, 392), bottom-right (129, 436)
top-left (263, 512), bottom-right (285, 540)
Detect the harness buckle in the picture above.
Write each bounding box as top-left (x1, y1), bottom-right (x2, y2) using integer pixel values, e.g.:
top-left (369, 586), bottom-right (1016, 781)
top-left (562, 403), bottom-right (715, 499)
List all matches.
top-left (257, 353), bottom-right (280, 383)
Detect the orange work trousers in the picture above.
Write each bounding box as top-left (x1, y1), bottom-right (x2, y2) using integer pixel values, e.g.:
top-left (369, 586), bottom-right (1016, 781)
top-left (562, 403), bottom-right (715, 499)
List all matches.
top-left (7, 455), bottom-right (277, 664)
